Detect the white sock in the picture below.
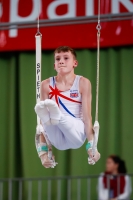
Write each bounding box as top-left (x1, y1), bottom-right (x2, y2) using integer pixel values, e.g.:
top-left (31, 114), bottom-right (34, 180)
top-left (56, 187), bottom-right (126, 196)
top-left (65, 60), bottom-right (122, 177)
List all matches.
top-left (34, 101), bottom-right (51, 125)
top-left (44, 99), bottom-right (62, 125)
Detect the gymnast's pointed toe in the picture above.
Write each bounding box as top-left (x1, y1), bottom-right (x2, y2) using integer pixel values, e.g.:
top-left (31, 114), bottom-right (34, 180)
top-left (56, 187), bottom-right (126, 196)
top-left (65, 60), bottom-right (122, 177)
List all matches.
top-left (44, 99), bottom-right (62, 124)
top-left (34, 101), bottom-right (50, 125)
top-left (34, 101), bottom-right (45, 112)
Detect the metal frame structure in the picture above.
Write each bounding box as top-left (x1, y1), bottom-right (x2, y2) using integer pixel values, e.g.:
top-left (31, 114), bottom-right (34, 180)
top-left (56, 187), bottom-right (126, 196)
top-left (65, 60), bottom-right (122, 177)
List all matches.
top-left (0, 174), bottom-right (132, 200)
top-left (0, 12), bottom-right (133, 30)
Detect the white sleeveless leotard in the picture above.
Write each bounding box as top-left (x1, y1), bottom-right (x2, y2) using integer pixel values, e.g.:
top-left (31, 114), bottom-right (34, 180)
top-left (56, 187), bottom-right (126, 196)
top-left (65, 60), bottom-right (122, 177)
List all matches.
top-left (42, 75), bottom-right (86, 150)
top-left (49, 75), bottom-right (83, 119)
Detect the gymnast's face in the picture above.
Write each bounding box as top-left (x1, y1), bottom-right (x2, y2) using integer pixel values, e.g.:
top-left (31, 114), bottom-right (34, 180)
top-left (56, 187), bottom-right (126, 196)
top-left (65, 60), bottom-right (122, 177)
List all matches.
top-left (54, 51), bottom-right (78, 74)
top-left (106, 158), bottom-right (118, 174)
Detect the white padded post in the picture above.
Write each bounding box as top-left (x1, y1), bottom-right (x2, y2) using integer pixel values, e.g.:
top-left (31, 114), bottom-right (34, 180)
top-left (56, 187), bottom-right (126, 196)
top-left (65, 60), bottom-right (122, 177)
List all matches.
top-left (35, 34), bottom-right (42, 125)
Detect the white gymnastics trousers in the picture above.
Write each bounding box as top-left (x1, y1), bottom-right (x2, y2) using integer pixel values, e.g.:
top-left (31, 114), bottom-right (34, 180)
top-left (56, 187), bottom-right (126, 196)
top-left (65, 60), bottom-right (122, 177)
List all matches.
top-left (42, 115), bottom-right (86, 150)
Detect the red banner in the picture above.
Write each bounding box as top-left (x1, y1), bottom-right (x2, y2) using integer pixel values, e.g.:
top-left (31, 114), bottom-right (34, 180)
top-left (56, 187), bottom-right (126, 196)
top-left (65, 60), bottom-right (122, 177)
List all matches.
top-left (0, 0), bottom-right (133, 51)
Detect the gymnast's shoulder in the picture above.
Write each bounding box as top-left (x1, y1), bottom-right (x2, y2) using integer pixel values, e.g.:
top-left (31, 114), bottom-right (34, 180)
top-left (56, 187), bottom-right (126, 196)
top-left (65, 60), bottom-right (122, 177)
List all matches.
top-left (40, 78), bottom-right (50, 93)
top-left (79, 76), bottom-right (92, 91)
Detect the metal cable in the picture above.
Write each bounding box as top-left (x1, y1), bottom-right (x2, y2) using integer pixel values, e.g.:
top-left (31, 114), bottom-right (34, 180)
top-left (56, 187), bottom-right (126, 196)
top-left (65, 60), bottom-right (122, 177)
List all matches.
top-left (95, 0), bottom-right (101, 121)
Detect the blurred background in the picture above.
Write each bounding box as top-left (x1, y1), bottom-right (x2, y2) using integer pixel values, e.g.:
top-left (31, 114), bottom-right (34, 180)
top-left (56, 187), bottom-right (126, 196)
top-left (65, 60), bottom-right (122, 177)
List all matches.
top-left (0, 0), bottom-right (133, 199)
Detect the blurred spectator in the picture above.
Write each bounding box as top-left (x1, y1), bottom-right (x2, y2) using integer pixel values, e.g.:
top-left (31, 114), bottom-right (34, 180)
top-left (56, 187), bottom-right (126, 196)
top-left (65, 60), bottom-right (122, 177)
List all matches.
top-left (98, 155), bottom-right (132, 200)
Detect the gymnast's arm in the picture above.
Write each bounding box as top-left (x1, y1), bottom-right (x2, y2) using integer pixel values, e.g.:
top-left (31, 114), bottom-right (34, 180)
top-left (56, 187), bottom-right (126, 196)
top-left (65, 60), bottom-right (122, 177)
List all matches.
top-left (35, 79), bottom-right (49, 150)
top-left (39, 79), bottom-right (49, 144)
top-left (80, 77), bottom-right (100, 163)
top-left (80, 77), bottom-right (94, 141)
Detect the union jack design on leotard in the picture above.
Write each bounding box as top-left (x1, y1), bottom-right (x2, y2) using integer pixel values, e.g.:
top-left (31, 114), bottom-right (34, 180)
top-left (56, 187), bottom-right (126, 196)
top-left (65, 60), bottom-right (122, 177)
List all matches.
top-left (49, 77), bottom-right (81, 117)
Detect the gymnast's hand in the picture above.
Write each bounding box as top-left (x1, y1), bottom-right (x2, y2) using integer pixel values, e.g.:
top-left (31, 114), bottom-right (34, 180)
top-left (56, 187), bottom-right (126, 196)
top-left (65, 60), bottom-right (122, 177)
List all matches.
top-left (40, 153), bottom-right (56, 168)
top-left (87, 148), bottom-right (100, 165)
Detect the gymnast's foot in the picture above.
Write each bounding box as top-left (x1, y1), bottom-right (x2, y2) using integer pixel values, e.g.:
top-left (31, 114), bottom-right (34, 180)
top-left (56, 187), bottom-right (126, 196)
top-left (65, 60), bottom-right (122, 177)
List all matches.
top-left (34, 101), bottom-right (51, 125)
top-left (44, 99), bottom-right (62, 125)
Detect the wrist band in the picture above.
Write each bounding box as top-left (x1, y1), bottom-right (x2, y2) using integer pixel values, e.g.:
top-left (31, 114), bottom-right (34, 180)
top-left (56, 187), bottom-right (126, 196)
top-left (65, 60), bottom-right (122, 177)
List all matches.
top-left (37, 145), bottom-right (48, 153)
top-left (86, 141), bottom-right (93, 151)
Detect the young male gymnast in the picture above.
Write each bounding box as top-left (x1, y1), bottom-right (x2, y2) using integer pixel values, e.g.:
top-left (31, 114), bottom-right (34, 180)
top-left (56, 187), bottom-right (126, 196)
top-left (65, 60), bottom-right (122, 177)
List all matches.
top-left (35, 46), bottom-right (100, 168)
